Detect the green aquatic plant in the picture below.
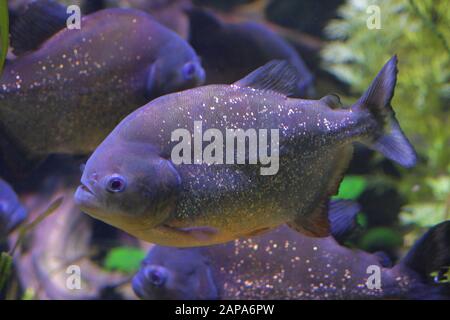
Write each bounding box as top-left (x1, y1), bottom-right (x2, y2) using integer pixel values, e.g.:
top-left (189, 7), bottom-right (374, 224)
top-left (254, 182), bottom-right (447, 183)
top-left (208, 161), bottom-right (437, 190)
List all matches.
top-left (0, 252), bottom-right (12, 292)
top-left (359, 227), bottom-right (403, 251)
top-left (322, 0), bottom-right (450, 229)
top-left (0, 0), bottom-right (8, 74)
top-left (333, 175), bottom-right (367, 200)
top-left (0, 198), bottom-right (63, 296)
top-left (430, 267), bottom-right (450, 284)
top-left (104, 246), bottom-right (146, 274)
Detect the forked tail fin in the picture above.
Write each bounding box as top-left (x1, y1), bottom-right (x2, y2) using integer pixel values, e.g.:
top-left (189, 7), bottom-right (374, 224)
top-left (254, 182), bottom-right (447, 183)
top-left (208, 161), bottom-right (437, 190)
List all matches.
top-left (354, 55), bottom-right (417, 168)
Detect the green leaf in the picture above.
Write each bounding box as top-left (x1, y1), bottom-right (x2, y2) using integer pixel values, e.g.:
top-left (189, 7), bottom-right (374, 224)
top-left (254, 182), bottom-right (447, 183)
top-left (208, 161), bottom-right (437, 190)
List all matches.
top-left (0, 252), bottom-right (13, 292)
top-left (359, 227), bottom-right (403, 251)
top-left (21, 288), bottom-right (36, 300)
top-left (400, 202), bottom-right (447, 228)
top-left (430, 267), bottom-right (450, 284)
top-left (103, 247), bottom-right (146, 274)
top-left (10, 197), bottom-right (64, 255)
top-left (333, 175), bottom-right (367, 200)
top-left (0, 0), bottom-right (9, 75)
top-left (356, 212), bottom-right (368, 228)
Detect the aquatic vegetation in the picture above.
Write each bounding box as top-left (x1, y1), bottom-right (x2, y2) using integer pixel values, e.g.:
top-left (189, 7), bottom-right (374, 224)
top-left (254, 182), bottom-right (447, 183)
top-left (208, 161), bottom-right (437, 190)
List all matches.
top-left (104, 246), bottom-right (147, 274)
top-left (0, 0), bottom-right (8, 74)
top-left (321, 0), bottom-right (450, 231)
top-left (0, 252), bottom-right (12, 292)
top-left (333, 175), bottom-right (367, 200)
top-left (0, 198), bottom-right (62, 295)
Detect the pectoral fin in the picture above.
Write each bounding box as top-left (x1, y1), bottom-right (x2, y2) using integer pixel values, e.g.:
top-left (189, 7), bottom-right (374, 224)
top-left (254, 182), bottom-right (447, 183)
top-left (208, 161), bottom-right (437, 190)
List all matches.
top-left (159, 224), bottom-right (219, 242)
top-left (145, 63), bottom-right (158, 100)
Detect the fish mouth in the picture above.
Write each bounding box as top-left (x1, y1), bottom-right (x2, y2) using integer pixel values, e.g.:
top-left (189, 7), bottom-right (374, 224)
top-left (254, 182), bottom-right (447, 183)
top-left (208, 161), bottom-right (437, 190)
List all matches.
top-left (80, 183), bottom-right (94, 195)
top-left (74, 182), bottom-right (99, 209)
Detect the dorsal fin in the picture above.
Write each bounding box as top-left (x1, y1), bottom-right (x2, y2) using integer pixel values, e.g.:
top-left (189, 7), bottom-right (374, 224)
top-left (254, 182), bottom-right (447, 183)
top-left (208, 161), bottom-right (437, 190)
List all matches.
top-left (234, 60), bottom-right (298, 96)
top-left (320, 94), bottom-right (342, 109)
top-left (10, 0), bottom-right (69, 56)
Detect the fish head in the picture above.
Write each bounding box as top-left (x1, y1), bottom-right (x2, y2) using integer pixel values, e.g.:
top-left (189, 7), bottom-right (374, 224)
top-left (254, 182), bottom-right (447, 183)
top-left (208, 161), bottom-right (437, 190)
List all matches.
top-left (75, 140), bottom-right (182, 234)
top-left (132, 247), bottom-right (218, 300)
top-left (151, 45), bottom-right (205, 96)
top-left (0, 179), bottom-right (27, 236)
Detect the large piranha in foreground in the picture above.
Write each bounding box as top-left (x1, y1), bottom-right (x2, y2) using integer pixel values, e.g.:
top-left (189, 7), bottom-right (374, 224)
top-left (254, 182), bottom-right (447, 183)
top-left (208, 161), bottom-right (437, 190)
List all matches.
top-left (132, 223), bottom-right (450, 300)
top-left (75, 56), bottom-right (417, 247)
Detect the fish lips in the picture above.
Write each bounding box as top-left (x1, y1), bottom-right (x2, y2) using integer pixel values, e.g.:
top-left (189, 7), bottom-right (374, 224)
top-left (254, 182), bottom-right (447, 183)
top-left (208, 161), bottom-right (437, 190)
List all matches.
top-left (74, 182), bottom-right (100, 211)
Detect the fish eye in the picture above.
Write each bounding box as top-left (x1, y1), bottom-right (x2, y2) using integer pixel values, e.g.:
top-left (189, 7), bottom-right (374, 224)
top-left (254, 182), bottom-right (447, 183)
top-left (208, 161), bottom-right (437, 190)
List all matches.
top-left (146, 268), bottom-right (167, 287)
top-left (106, 175), bottom-right (127, 193)
top-left (182, 62), bottom-right (197, 80)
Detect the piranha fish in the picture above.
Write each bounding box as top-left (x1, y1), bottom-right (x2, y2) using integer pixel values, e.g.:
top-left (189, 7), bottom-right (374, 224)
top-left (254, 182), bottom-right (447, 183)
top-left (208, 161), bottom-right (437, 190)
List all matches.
top-left (0, 2), bottom-right (205, 169)
top-left (187, 8), bottom-right (314, 97)
top-left (75, 56), bottom-right (417, 247)
top-left (0, 178), bottom-right (27, 238)
top-left (77, 0), bottom-right (193, 39)
top-left (132, 222), bottom-right (450, 300)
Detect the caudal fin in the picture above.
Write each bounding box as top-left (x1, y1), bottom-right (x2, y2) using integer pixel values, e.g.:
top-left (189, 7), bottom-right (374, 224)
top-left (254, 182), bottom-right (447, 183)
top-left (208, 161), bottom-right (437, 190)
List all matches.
top-left (400, 221), bottom-right (450, 299)
top-left (355, 55), bottom-right (417, 168)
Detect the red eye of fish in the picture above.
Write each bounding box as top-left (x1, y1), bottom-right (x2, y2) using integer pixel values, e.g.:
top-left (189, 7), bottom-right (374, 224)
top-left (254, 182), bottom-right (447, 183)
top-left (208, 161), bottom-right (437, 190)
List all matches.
top-left (106, 176), bottom-right (126, 193)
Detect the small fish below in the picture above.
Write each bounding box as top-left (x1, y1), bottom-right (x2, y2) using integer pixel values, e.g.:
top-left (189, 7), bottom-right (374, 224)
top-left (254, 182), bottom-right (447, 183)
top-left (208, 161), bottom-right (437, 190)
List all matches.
top-left (132, 222), bottom-right (450, 300)
top-left (0, 178), bottom-right (27, 239)
top-left (75, 56), bottom-right (417, 247)
top-left (0, 2), bottom-right (205, 175)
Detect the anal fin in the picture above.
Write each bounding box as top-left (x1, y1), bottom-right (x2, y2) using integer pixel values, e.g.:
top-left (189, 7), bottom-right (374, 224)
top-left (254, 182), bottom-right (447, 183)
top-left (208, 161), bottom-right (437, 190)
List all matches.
top-left (288, 146), bottom-right (354, 238)
top-left (287, 202), bottom-right (330, 237)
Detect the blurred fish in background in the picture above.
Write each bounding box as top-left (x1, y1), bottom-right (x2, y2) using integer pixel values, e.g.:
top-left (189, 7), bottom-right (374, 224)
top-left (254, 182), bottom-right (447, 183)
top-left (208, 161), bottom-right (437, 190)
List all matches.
top-left (1, 0), bottom-right (204, 179)
top-left (133, 223), bottom-right (450, 300)
top-left (187, 7), bottom-right (314, 97)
